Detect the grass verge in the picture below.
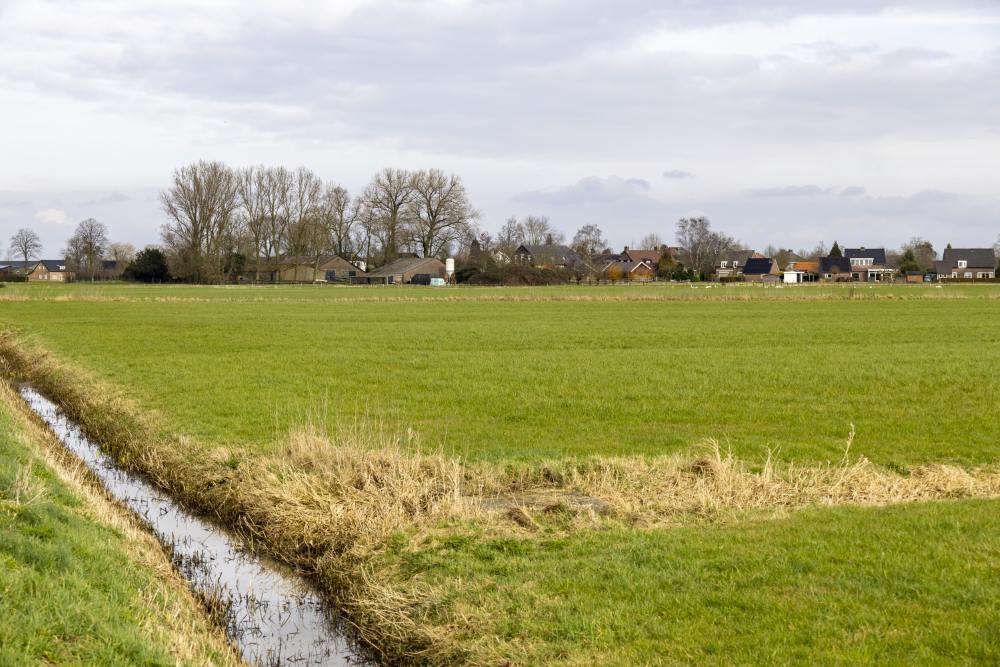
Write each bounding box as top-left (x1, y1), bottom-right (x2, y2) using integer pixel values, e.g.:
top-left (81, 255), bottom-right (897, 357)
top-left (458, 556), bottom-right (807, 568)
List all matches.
top-left (0, 375), bottom-right (240, 665)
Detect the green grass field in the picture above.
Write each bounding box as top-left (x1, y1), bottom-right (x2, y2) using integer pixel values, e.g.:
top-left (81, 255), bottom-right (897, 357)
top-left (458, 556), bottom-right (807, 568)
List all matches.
top-left (2, 282), bottom-right (998, 465)
top-left (0, 385), bottom-right (237, 666)
top-left (2, 281), bottom-right (999, 664)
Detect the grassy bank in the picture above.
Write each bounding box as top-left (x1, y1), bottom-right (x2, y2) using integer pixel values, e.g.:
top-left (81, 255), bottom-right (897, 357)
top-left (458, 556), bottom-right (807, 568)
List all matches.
top-left (0, 380), bottom-right (240, 666)
top-left (3, 328), bottom-right (999, 664)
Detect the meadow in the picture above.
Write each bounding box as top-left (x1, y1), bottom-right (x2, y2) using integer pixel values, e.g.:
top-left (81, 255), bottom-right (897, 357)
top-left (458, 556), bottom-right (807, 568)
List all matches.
top-left (1, 282), bottom-right (999, 465)
top-left (2, 281), bottom-right (1000, 664)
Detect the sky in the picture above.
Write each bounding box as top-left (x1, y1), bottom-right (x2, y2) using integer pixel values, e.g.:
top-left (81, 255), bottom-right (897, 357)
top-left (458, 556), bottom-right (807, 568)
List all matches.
top-left (2, 0), bottom-right (999, 258)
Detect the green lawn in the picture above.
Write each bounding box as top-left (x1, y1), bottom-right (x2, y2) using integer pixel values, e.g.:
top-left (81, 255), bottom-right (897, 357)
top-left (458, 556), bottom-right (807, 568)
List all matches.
top-left (0, 388), bottom-right (237, 666)
top-left (1, 282), bottom-right (998, 465)
top-left (386, 499), bottom-right (1000, 665)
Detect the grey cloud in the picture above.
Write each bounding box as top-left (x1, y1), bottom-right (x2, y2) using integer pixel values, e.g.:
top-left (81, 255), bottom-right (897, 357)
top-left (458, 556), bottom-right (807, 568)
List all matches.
top-left (749, 185), bottom-right (829, 197)
top-left (514, 176), bottom-right (653, 206)
top-left (82, 192), bottom-right (130, 206)
top-left (840, 186), bottom-right (867, 197)
top-left (880, 48), bottom-right (952, 67)
top-left (663, 170), bottom-right (694, 179)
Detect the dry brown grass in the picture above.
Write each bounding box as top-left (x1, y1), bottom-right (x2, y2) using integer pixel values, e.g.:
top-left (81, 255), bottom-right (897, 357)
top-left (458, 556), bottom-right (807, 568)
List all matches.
top-left (3, 331), bottom-right (1000, 664)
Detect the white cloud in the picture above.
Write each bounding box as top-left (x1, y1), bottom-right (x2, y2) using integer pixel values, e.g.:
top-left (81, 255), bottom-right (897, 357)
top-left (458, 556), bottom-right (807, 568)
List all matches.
top-left (34, 208), bottom-right (71, 225)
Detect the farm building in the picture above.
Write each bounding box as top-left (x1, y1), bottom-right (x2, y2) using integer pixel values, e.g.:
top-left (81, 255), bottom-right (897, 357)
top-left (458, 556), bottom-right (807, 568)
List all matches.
top-left (513, 244), bottom-right (582, 269)
top-left (27, 260), bottom-right (74, 282)
top-left (361, 257), bottom-right (446, 285)
top-left (279, 255), bottom-right (366, 283)
top-left (0, 260), bottom-right (39, 279)
top-left (934, 248), bottom-right (997, 280)
top-left (742, 257), bottom-right (780, 283)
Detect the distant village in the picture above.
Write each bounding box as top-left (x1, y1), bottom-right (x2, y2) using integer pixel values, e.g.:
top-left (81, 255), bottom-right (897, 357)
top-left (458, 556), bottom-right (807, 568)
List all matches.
top-left (4, 162), bottom-right (999, 287)
top-left (5, 234), bottom-right (998, 287)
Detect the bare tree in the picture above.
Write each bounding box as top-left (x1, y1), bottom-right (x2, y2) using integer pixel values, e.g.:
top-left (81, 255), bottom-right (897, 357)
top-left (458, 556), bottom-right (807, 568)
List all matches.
top-left (9, 228), bottom-right (42, 267)
top-left (522, 215), bottom-right (563, 245)
top-left (571, 224), bottom-right (607, 256)
top-left (108, 242), bottom-right (135, 277)
top-left (281, 167), bottom-right (324, 279)
top-left (408, 169), bottom-right (479, 258)
top-left (675, 216), bottom-right (733, 278)
top-left (319, 184), bottom-right (358, 259)
top-left (638, 233), bottom-right (663, 250)
top-left (900, 237), bottom-right (936, 272)
top-left (237, 166), bottom-right (270, 280)
top-left (361, 168), bottom-right (415, 265)
top-left (260, 166), bottom-right (293, 271)
top-left (160, 160), bottom-right (240, 283)
top-left (495, 217), bottom-right (525, 257)
top-left (65, 218), bottom-right (109, 280)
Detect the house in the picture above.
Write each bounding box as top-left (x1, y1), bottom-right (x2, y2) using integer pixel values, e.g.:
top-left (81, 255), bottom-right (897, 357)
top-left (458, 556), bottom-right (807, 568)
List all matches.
top-left (934, 248), bottom-right (997, 280)
top-left (513, 244), bottom-right (582, 269)
top-left (715, 250), bottom-right (754, 279)
top-left (601, 260), bottom-right (655, 282)
top-left (783, 260), bottom-right (819, 284)
top-left (819, 256), bottom-right (853, 282)
top-left (742, 257), bottom-right (781, 283)
top-left (844, 247), bottom-right (894, 282)
top-left (27, 260), bottom-right (75, 282)
top-left (279, 255), bottom-right (366, 282)
top-left (0, 260), bottom-right (39, 279)
top-left (361, 257), bottom-right (446, 285)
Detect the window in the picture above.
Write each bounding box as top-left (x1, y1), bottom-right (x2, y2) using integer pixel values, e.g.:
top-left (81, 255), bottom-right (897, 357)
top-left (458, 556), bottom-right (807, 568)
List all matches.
top-left (958, 260), bottom-right (967, 268)
top-left (964, 272), bottom-right (973, 279)
top-left (720, 261), bottom-right (728, 268)
top-left (952, 272), bottom-right (958, 278)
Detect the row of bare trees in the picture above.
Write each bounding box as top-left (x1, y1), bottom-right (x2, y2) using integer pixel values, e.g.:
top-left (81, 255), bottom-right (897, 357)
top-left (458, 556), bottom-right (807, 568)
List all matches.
top-left (159, 161), bottom-right (480, 283)
top-left (8, 222), bottom-right (134, 280)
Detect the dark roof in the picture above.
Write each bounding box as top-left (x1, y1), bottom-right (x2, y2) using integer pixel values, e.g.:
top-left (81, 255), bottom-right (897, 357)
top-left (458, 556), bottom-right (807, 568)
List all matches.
top-left (101, 259), bottom-right (119, 270)
top-left (843, 247), bottom-right (887, 264)
top-left (742, 257), bottom-right (776, 275)
top-left (515, 244), bottom-right (581, 265)
top-left (0, 260), bottom-right (39, 270)
top-left (820, 256), bottom-right (852, 274)
top-left (591, 252), bottom-right (623, 264)
top-left (367, 256), bottom-right (444, 278)
top-left (35, 259), bottom-right (71, 272)
top-left (941, 248), bottom-right (996, 269)
top-left (717, 250), bottom-right (753, 266)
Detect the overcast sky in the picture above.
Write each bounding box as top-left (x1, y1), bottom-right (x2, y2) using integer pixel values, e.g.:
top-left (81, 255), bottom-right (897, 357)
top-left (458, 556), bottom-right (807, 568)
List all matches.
top-left (2, 0), bottom-right (999, 257)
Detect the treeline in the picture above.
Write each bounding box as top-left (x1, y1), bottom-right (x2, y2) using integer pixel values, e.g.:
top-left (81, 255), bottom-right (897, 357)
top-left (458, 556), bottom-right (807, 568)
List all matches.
top-left (159, 161), bottom-right (479, 283)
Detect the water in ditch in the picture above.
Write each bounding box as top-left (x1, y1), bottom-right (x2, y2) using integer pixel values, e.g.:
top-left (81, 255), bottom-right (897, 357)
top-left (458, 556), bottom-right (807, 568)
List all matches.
top-left (20, 386), bottom-right (370, 667)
